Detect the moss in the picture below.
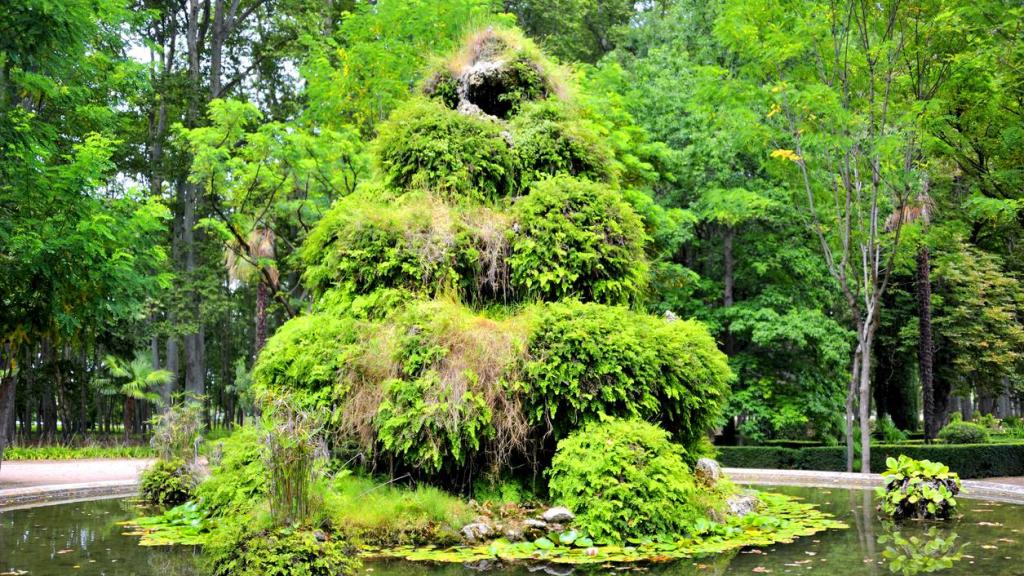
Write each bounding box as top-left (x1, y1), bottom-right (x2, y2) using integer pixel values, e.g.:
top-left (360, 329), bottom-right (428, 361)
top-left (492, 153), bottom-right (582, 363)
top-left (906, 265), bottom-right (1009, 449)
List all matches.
top-left (323, 474), bottom-right (474, 546)
top-left (357, 300), bottom-right (530, 477)
top-left (511, 101), bottom-right (613, 187)
top-left (522, 301), bottom-right (733, 454)
top-left (206, 520), bottom-right (359, 576)
top-left (251, 310), bottom-right (360, 410)
top-left (547, 419), bottom-right (721, 542)
top-left (140, 459), bottom-right (197, 507)
top-left (509, 176), bottom-right (648, 305)
top-left (373, 99), bottom-right (516, 201)
top-left (301, 192), bottom-right (514, 303)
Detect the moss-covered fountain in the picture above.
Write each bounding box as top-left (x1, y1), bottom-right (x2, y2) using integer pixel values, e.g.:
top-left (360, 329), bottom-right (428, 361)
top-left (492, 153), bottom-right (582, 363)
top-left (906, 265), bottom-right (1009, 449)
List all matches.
top-left (108, 25), bottom-right (860, 575)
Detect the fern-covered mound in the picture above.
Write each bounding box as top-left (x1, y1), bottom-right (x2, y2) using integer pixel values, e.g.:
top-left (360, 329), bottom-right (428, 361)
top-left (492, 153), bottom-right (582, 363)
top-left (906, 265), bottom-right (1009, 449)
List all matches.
top-left (142, 24), bottom-right (849, 565)
top-left (256, 25), bottom-right (734, 486)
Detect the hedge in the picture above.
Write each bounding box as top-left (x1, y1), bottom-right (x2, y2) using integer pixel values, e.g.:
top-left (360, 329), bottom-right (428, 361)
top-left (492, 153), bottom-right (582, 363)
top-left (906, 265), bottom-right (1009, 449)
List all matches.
top-left (716, 443), bottom-right (1024, 479)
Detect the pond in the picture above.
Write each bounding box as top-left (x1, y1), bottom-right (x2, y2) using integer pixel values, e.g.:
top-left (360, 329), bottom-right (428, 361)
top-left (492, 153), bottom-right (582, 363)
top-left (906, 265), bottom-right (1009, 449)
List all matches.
top-left (1, 486), bottom-right (1022, 575)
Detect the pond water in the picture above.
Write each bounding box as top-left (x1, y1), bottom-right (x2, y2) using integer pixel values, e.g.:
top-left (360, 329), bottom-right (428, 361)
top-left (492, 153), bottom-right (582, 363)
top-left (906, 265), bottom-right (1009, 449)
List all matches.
top-left (1, 486), bottom-right (1022, 575)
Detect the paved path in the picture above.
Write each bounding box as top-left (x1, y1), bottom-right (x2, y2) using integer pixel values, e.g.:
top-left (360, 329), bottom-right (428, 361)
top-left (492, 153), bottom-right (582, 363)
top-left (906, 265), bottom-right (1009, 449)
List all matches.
top-left (726, 467), bottom-right (1024, 504)
top-left (0, 458), bottom-right (153, 508)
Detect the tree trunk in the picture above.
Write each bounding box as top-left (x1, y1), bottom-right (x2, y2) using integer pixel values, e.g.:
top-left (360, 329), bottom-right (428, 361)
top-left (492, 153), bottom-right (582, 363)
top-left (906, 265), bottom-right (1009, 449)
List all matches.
top-left (917, 246), bottom-right (935, 442)
top-left (858, 327), bottom-right (875, 474)
top-left (845, 345), bottom-right (861, 473)
top-left (255, 280), bottom-right (269, 354)
top-left (0, 349), bottom-right (16, 470)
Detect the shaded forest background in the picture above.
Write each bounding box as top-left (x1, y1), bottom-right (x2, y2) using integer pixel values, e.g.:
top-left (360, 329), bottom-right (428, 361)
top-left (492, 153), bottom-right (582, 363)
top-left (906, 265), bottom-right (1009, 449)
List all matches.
top-left (1, 0), bottom-right (1022, 456)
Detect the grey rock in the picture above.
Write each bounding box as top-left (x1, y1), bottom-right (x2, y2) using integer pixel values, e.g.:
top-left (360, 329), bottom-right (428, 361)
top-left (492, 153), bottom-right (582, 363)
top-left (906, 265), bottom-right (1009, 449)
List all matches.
top-left (541, 506), bottom-right (575, 523)
top-left (461, 522), bottom-right (492, 543)
top-left (663, 310), bottom-right (679, 322)
top-left (727, 493), bottom-right (760, 517)
top-left (695, 457), bottom-right (723, 486)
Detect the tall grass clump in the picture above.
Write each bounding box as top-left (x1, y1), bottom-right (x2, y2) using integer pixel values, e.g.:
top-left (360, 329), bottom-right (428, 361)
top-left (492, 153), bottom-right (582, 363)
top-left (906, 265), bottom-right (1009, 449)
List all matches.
top-left (261, 392), bottom-right (329, 526)
top-left (150, 396), bottom-right (204, 463)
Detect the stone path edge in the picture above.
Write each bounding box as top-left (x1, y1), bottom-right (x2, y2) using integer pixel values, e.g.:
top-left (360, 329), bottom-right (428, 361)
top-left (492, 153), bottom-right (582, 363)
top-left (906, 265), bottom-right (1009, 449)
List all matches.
top-left (725, 467), bottom-right (1024, 505)
top-left (0, 479), bottom-right (139, 510)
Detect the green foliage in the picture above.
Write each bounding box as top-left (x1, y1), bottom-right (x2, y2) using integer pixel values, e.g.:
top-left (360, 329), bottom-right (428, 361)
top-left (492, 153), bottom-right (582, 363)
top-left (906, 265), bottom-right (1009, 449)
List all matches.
top-left (878, 456), bottom-right (961, 521)
top-left (194, 426), bottom-right (268, 519)
top-left (150, 399), bottom-right (203, 462)
top-left (140, 459), bottom-right (197, 507)
top-left (879, 526), bottom-right (965, 576)
top-left (548, 414), bottom-right (724, 541)
top-left (975, 413), bottom-right (1000, 430)
top-left (261, 393), bottom-right (329, 527)
top-left (302, 0), bottom-right (508, 135)
top-left (374, 99), bottom-right (516, 201)
top-left (206, 521), bottom-right (359, 576)
top-left (546, 418), bottom-right (712, 542)
top-left (509, 176), bottom-right (648, 304)
top-left (369, 300), bottom-right (527, 475)
top-left (323, 473), bottom-right (473, 546)
top-left (717, 443), bottom-right (1024, 478)
top-left (877, 416), bottom-right (910, 445)
top-left (251, 310), bottom-right (359, 409)
top-left (933, 241), bottom-right (1024, 398)
top-left (511, 101), bottom-right (613, 188)
top-left (938, 421), bottom-right (990, 445)
top-left (373, 492), bottom-right (845, 565)
top-left (300, 192), bottom-right (512, 302)
top-left (376, 374), bottom-right (493, 475)
top-left (524, 301), bottom-right (732, 452)
top-left (3, 445), bottom-right (155, 460)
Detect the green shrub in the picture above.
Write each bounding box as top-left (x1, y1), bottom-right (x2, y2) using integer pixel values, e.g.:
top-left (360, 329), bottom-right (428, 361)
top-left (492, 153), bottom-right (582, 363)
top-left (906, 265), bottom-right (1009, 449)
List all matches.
top-left (370, 300), bottom-right (528, 475)
top-left (975, 413), bottom-right (1000, 430)
top-left (938, 421), bottom-right (990, 444)
top-left (374, 99), bottom-right (516, 201)
top-left (511, 101), bottom-right (612, 188)
top-left (3, 445), bottom-right (155, 460)
top-left (547, 418), bottom-right (714, 542)
top-left (878, 455), bottom-right (961, 521)
top-left (876, 415), bottom-right (909, 444)
top-left (795, 446), bottom-right (849, 471)
top-left (150, 399), bottom-right (203, 462)
top-left (715, 442), bottom-right (1024, 478)
top-left (714, 446), bottom-right (798, 469)
top-left (300, 193), bottom-right (513, 302)
top-left (194, 426), bottom-right (268, 518)
top-left (524, 301), bottom-right (732, 453)
top-left (261, 393), bottom-right (329, 527)
top-left (253, 313), bottom-right (356, 392)
top-left (509, 176), bottom-right (648, 305)
top-left (140, 459), bottom-right (198, 507)
top-left (206, 521), bottom-right (359, 576)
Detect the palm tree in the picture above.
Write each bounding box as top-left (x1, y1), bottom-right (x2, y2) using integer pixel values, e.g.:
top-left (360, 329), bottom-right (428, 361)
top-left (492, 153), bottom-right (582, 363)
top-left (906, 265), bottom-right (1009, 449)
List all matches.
top-left (98, 352), bottom-right (172, 438)
top-left (226, 227), bottom-right (278, 354)
top-left (887, 188), bottom-right (935, 441)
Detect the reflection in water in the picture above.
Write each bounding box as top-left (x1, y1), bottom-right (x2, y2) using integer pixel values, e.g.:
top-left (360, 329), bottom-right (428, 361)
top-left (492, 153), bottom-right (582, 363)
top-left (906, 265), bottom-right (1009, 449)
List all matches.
top-left (878, 525), bottom-right (964, 575)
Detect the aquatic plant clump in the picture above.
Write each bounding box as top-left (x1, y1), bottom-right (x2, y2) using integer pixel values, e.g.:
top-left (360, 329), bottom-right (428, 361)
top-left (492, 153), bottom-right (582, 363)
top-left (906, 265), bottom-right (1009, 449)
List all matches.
top-left (366, 491), bottom-right (847, 566)
top-left (139, 458), bottom-right (197, 507)
top-left (206, 521), bottom-right (360, 576)
top-left (879, 455), bottom-right (962, 521)
top-left (546, 418), bottom-right (714, 541)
